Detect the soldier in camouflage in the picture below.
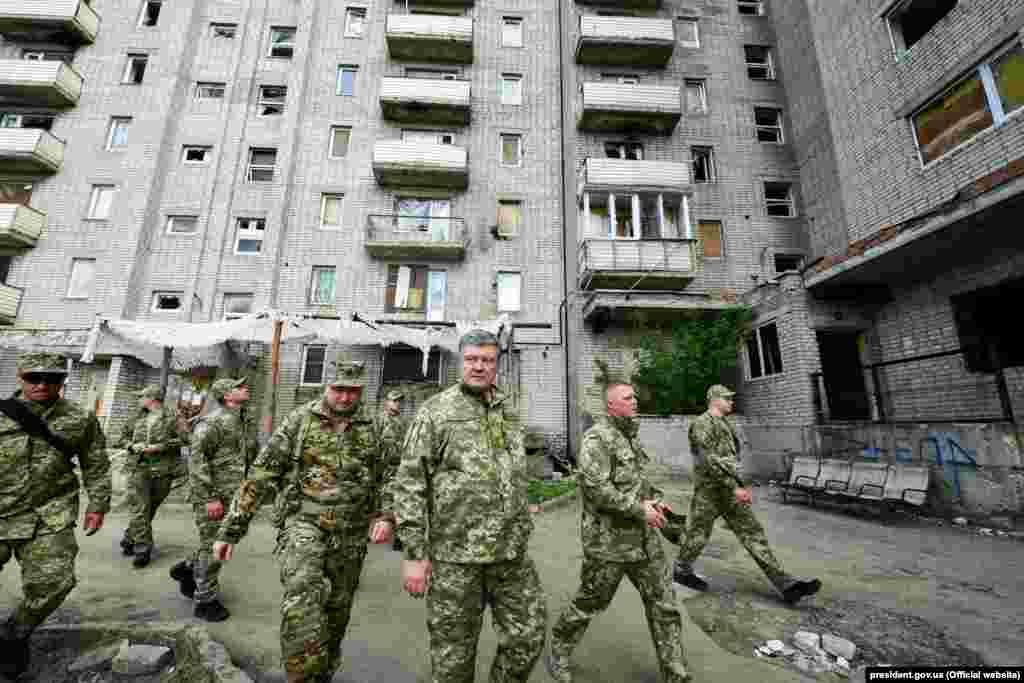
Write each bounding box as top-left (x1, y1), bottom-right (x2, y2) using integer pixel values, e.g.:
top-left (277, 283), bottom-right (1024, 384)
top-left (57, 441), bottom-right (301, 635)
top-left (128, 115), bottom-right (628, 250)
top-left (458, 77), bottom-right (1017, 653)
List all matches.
top-left (169, 376), bottom-right (255, 622)
top-left (119, 385), bottom-right (183, 568)
top-left (213, 360), bottom-right (395, 683)
top-left (115, 405), bottom-right (146, 557)
top-left (388, 329), bottom-right (547, 683)
top-left (546, 379), bottom-right (690, 683)
top-left (673, 385), bottom-right (821, 604)
top-left (0, 352), bottom-right (110, 679)
top-left (374, 388), bottom-right (408, 552)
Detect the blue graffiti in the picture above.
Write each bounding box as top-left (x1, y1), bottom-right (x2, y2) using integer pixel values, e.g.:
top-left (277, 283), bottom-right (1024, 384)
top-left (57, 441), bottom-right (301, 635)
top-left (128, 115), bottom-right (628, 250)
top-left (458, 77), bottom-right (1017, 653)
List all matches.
top-left (895, 447), bottom-right (914, 463)
top-left (924, 433), bottom-right (978, 498)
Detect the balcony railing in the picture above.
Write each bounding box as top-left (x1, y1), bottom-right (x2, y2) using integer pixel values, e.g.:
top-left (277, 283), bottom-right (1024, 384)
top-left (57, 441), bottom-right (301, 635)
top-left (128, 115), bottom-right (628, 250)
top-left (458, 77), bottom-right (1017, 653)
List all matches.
top-left (579, 82), bottom-right (681, 134)
top-left (0, 203), bottom-right (45, 249)
top-left (0, 0), bottom-right (100, 44)
top-left (0, 59), bottom-right (83, 107)
top-left (0, 282), bottom-right (23, 324)
top-left (380, 77), bottom-right (471, 126)
top-left (372, 140), bottom-right (469, 189)
top-left (0, 128), bottom-right (64, 173)
top-left (582, 157), bottom-right (691, 192)
top-left (386, 14), bottom-right (474, 64)
top-left (578, 238), bottom-right (697, 290)
top-left (365, 214), bottom-right (468, 260)
top-left (576, 16), bottom-right (675, 66)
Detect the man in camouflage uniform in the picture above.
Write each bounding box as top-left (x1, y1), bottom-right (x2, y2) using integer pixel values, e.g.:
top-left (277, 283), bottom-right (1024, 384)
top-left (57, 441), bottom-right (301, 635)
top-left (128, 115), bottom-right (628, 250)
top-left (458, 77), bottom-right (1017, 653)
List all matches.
top-left (169, 376), bottom-right (255, 622)
top-left (213, 361), bottom-right (395, 683)
top-left (0, 353), bottom-right (109, 678)
top-left (115, 404), bottom-right (147, 556)
top-left (119, 385), bottom-right (182, 568)
top-left (388, 329), bottom-right (547, 683)
top-left (374, 389), bottom-right (408, 551)
top-left (546, 379), bottom-right (690, 683)
top-left (673, 385), bottom-right (821, 604)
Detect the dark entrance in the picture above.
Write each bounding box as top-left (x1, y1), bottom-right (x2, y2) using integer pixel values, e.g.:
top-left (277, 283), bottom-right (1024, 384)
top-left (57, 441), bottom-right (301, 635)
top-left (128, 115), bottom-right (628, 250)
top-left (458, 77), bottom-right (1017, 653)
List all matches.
top-left (816, 331), bottom-right (871, 420)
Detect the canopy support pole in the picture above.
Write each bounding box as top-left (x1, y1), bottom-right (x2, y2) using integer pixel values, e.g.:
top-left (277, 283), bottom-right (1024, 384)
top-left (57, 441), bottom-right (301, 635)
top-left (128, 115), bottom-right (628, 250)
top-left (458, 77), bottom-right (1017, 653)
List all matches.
top-left (262, 319), bottom-right (284, 437)
top-left (159, 347), bottom-right (172, 399)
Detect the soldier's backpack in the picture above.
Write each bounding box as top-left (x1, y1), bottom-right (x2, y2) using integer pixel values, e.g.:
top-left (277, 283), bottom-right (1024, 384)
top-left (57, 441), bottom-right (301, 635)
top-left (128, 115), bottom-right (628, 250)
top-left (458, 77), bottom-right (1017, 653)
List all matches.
top-left (0, 398), bottom-right (78, 463)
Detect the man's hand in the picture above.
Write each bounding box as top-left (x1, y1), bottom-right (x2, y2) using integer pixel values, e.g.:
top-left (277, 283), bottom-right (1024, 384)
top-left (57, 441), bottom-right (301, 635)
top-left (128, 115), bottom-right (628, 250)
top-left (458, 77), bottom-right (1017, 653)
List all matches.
top-left (370, 520), bottom-right (394, 544)
top-left (402, 559), bottom-right (432, 597)
top-left (206, 500), bottom-right (225, 521)
top-left (734, 487), bottom-right (753, 506)
top-left (213, 541), bottom-right (234, 562)
top-left (83, 512), bottom-right (104, 536)
top-left (654, 501), bottom-right (673, 513)
top-left (642, 499), bottom-right (667, 529)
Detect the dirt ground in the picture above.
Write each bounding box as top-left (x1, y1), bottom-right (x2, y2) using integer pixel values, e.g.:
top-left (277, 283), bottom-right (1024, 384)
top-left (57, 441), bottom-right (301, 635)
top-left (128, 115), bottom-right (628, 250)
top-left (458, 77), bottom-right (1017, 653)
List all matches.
top-left (3, 466), bottom-right (1022, 682)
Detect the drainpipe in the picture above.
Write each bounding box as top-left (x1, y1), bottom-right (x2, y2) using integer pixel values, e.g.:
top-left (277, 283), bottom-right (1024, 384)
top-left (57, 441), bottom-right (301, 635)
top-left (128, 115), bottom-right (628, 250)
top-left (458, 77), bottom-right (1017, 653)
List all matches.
top-left (557, 0), bottom-right (574, 461)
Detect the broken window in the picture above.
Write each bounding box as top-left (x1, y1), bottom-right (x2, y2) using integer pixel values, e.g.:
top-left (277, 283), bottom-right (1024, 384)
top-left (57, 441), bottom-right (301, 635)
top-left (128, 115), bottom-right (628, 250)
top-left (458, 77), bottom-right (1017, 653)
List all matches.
top-left (257, 85), bottom-right (287, 116)
top-left (235, 217), bottom-right (266, 254)
top-left (755, 107), bottom-right (784, 142)
top-left (497, 272), bottom-right (522, 312)
top-left (745, 45), bottom-right (775, 80)
top-left (67, 258), bottom-right (96, 298)
top-left (166, 216), bottom-right (198, 235)
top-left (684, 79), bottom-right (707, 114)
top-left (604, 142), bottom-right (643, 160)
top-left (764, 182), bottom-right (795, 217)
top-left (194, 82), bottom-right (226, 99)
top-left (152, 292), bottom-right (184, 312)
top-left (301, 345), bottom-right (327, 384)
top-left (310, 267), bottom-right (337, 305)
top-left (952, 276), bottom-right (1024, 372)
top-left (691, 146), bottom-right (716, 183)
top-left (211, 23), bottom-right (237, 38)
top-left (269, 27), bottom-right (296, 58)
top-left (747, 322), bottom-right (782, 379)
top-left (497, 200), bottom-right (522, 238)
top-left (123, 55), bottom-right (148, 84)
top-left (139, 0), bottom-right (162, 27)
top-left (383, 344), bottom-right (442, 384)
top-left (246, 148), bottom-right (277, 182)
top-left (330, 127), bottom-right (351, 158)
top-left (182, 146), bottom-right (212, 164)
top-left (774, 253), bottom-right (803, 274)
top-left (677, 17), bottom-right (699, 48)
top-left (336, 65), bottom-right (358, 96)
top-left (698, 220), bottom-right (723, 258)
top-left (345, 7), bottom-right (367, 37)
top-left (386, 265), bottom-right (446, 315)
top-left (888, 0), bottom-right (956, 53)
top-left (223, 293), bottom-right (254, 320)
top-left (737, 0), bottom-right (764, 16)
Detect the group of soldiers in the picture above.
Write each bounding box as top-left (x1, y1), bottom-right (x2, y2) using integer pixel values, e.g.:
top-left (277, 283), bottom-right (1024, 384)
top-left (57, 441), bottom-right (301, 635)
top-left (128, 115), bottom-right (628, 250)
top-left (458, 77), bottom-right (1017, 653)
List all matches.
top-left (1, 331), bottom-right (821, 683)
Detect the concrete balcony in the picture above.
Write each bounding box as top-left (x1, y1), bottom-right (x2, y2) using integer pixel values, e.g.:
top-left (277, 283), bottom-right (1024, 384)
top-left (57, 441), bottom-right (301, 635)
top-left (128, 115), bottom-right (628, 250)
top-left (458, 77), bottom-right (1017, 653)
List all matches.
top-left (577, 16), bottom-right (674, 66)
top-left (575, 0), bottom-right (660, 9)
top-left (579, 82), bottom-right (681, 134)
top-left (0, 60), bottom-right (83, 107)
top-left (386, 14), bottom-right (474, 64)
top-left (366, 214), bottom-right (467, 260)
top-left (0, 203), bottom-right (45, 249)
top-left (0, 0), bottom-right (99, 44)
top-left (0, 129), bottom-right (64, 174)
top-left (372, 140), bottom-right (469, 189)
top-left (578, 238), bottom-right (697, 290)
top-left (380, 77), bottom-right (471, 126)
top-left (0, 282), bottom-right (22, 324)
top-left (582, 157), bottom-right (690, 193)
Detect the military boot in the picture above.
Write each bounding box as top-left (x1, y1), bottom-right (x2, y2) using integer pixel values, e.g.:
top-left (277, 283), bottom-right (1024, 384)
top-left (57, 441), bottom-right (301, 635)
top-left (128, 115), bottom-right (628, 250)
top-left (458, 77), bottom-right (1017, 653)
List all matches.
top-left (132, 548), bottom-right (152, 568)
top-left (194, 599), bottom-right (230, 622)
top-left (169, 560), bottom-right (196, 599)
top-left (672, 561), bottom-right (709, 591)
top-left (544, 652), bottom-right (573, 683)
top-left (662, 661), bottom-right (693, 683)
top-left (780, 577), bottom-right (822, 604)
top-left (120, 536), bottom-right (134, 556)
top-left (0, 622), bottom-right (30, 679)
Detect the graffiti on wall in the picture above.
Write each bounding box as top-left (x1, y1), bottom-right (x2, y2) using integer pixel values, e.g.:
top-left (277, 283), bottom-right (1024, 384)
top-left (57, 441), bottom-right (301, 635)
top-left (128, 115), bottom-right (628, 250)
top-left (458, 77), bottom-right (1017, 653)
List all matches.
top-left (861, 430), bottom-right (978, 498)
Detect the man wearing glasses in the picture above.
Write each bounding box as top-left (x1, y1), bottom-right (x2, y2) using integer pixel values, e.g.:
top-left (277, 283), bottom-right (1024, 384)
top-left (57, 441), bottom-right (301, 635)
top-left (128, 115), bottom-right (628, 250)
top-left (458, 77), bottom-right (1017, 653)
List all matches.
top-left (673, 384), bottom-right (822, 605)
top-left (0, 353), bottom-right (109, 679)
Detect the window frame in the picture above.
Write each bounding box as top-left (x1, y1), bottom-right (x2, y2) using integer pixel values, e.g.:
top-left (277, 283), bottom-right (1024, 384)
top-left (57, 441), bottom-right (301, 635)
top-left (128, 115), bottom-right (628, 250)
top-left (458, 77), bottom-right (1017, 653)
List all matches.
top-left (138, 0), bottom-right (162, 28)
top-left (747, 320), bottom-right (783, 379)
top-left (329, 126), bottom-right (352, 159)
top-left (122, 54), bottom-right (149, 84)
top-left (691, 146), bottom-right (716, 183)
top-left (744, 45), bottom-right (775, 80)
top-left (256, 85), bottom-right (287, 116)
top-left (496, 271), bottom-right (522, 312)
top-left (87, 185), bottom-right (116, 220)
top-left (210, 23), bottom-right (237, 38)
top-left (66, 258), bottom-right (96, 299)
top-left (382, 344), bottom-right (443, 384)
top-left (344, 6), bottom-right (367, 38)
top-left (684, 79), bottom-right (708, 114)
top-left (320, 193), bottom-right (344, 230)
top-left (737, 0), bottom-right (765, 16)
top-left (500, 73), bottom-right (523, 106)
top-left (754, 106), bottom-right (784, 143)
top-left (182, 146), bottom-right (212, 165)
top-left (300, 344), bottom-right (328, 385)
top-left (268, 27), bottom-right (296, 58)
top-left (697, 219), bottom-right (723, 259)
top-left (234, 217), bottom-right (267, 255)
top-left (496, 199), bottom-right (522, 238)
top-left (106, 117), bottom-right (131, 151)
top-left (166, 215), bottom-right (199, 235)
top-left (501, 16), bottom-right (524, 48)
top-left (886, 0), bottom-right (958, 56)
top-left (246, 148), bottom-right (277, 183)
top-left (151, 291), bottom-right (185, 313)
top-left (500, 133), bottom-right (523, 168)
top-left (336, 65), bottom-right (358, 96)
top-left (677, 17), bottom-right (700, 48)
top-left (773, 252), bottom-right (804, 275)
top-left (309, 266), bottom-right (337, 305)
top-left (763, 182), bottom-right (796, 218)
top-left (194, 81), bottom-right (226, 100)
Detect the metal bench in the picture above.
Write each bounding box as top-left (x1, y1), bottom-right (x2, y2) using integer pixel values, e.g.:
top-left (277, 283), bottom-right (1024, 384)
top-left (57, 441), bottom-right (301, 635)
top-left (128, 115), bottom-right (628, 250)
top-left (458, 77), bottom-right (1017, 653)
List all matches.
top-left (780, 455), bottom-right (820, 503)
top-left (883, 463), bottom-right (929, 506)
top-left (818, 458), bottom-right (853, 498)
top-left (841, 461), bottom-right (889, 501)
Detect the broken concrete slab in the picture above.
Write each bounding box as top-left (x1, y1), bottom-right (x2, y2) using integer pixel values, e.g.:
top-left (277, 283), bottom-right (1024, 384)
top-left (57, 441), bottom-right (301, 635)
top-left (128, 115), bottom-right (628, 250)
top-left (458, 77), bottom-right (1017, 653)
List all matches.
top-left (765, 639), bottom-right (786, 653)
top-left (793, 630), bottom-right (821, 653)
top-left (111, 642), bottom-right (173, 676)
top-left (66, 641), bottom-right (124, 674)
top-left (821, 633), bottom-right (857, 660)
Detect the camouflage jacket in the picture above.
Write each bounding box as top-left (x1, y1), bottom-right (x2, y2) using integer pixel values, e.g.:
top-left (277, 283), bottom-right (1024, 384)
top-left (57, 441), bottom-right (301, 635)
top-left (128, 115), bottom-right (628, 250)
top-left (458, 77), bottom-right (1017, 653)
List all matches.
top-left (0, 393), bottom-right (110, 539)
top-left (389, 384), bottom-right (531, 564)
top-left (374, 411), bottom-right (409, 468)
top-left (577, 415), bottom-right (663, 562)
top-left (114, 407), bottom-right (146, 451)
top-left (217, 399), bottom-right (391, 559)
top-left (689, 411), bottom-right (745, 490)
top-left (189, 403), bottom-right (258, 504)
top-left (130, 407), bottom-right (183, 476)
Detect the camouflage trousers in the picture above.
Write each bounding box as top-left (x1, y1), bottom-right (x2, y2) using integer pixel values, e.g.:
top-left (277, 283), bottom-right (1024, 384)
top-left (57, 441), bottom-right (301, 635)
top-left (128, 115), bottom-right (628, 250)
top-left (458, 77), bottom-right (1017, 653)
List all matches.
top-left (123, 466), bottom-right (175, 552)
top-left (551, 541), bottom-right (689, 683)
top-left (191, 504), bottom-right (226, 604)
top-left (427, 558), bottom-right (547, 683)
top-left (0, 527), bottom-right (78, 638)
top-left (676, 483), bottom-right (789, 589)
top-left (277, 519), bottom-right (366, 683)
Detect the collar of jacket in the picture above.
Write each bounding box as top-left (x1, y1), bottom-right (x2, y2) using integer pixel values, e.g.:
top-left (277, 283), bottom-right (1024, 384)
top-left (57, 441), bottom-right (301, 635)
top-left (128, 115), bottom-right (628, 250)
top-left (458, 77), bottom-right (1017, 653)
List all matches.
top-left (458, 382), bottom-right (508, 408)
top-left (604, 414), bottom-right (639, 439)
top-left (11, 389), bottom-right (60, 417)
top-left (312, 399), bottom-right (370, 424)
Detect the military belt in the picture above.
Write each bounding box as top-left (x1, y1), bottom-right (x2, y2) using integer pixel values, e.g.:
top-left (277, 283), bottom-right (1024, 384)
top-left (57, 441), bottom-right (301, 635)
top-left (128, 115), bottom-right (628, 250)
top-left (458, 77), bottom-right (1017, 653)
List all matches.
top-left (299, 499), bottom-right (348, 532)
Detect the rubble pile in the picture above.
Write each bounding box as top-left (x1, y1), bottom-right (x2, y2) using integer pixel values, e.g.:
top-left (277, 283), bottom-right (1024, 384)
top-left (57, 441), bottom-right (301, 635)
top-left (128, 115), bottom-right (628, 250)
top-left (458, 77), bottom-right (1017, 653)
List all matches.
top-left (753, 630), bottom-right (861, 677)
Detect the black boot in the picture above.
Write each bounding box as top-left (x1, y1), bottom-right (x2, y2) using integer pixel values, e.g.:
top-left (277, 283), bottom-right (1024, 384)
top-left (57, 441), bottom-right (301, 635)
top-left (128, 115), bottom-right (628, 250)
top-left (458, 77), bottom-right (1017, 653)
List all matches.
top-left (132, 549), bottom-right (152, 569)
top-left (120, 536), bottom-right (134, 556)
top-left (392, 537), bottom-right (403, 552)
top-left (194, 599), bottom-right (230, 623)
top-left (781, 577), bottom-right (822, 604)
top-left (0, 629), bottom-right (30, 678)
top-left (672, 561), bottom-right (709, 591)
top-left (169, 561), bottom-right (196, 599)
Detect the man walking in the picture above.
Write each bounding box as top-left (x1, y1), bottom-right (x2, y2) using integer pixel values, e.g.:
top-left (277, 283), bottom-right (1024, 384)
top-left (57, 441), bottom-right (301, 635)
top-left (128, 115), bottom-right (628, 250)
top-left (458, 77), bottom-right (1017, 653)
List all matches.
top-left (170, 376), bottom-right (255, 621)
top-left (213, 361), bottom-right (395, 683)
top-left (388, 329), bottom-right (547, 683)
top-left (120, 386), bottom-right (182, 568)
top-left (546, 377), bottom-right (690, 683)
top-left (374, 389), bottom-right (408, 551)
top-left (115, 404), bottom-right (146, 557)
top-left (0, 353), bottom-right (110, 678)
top-left (673, 385), bottom-right (821, 604)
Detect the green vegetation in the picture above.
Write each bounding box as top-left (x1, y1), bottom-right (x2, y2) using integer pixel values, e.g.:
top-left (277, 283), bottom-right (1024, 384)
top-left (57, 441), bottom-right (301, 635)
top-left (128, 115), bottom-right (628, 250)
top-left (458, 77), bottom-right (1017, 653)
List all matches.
top-left (527, 478), bottom-right (577, 505)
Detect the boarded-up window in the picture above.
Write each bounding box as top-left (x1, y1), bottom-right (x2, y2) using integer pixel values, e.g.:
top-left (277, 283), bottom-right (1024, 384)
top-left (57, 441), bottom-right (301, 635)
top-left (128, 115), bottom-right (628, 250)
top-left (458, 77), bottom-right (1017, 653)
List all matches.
top-left (698, 220), bottom-right (722, 258)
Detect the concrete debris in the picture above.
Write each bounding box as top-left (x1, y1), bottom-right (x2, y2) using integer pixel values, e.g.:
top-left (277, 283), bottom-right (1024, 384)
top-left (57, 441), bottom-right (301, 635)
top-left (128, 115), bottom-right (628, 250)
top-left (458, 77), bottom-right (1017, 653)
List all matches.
top-left (953, 517), bottom-right (968, 526)
top-left (996, 530), bottom-right (1007, 537)
top-left (821, 633), bottom-right (857, 660)
top-left (793, 630), bottom-right (821, 654)
top-left (67, 641), bottom-right (124, 674)
top-left (765, 639), bottom-right (786, 653)
top-left (111, 642), bottom-right (174, 676)
top-left (836, 656), bottom-right (850, 670)
top-left (978, 528), bottom-right (994, 536)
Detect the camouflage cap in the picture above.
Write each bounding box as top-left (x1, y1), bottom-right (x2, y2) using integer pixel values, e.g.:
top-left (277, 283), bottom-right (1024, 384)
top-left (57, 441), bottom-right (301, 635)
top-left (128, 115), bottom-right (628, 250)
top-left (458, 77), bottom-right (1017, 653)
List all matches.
top-left (707, 384), bottom-right (736, 401)
top-left (136, 385), bottom-right (163, 400)
top-left (330, 360), bottom-right (367, 388)
top-left (385, 389), bottom-right (404, 401)
top-left (459, 328), bottom-right (499, 351)
top-left (17, 352), bottom-right (69, 375)
top-left (210, 376), bottom-right (248, 401)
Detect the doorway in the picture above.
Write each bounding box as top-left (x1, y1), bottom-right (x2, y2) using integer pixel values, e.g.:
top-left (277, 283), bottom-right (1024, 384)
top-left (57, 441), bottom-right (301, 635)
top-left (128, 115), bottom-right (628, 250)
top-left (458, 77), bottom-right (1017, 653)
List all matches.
top-left (816, 330), bottom-right (871, 420)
